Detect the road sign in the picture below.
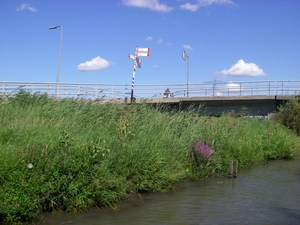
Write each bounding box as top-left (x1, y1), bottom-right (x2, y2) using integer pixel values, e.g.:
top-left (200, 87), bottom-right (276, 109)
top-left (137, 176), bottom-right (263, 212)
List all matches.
top-left (128, 54), bottom-right (135, 60)
top-left (137, 47), bottom-right (149, 52)
top-left (136, 47), bottom-right (150, 57)
top-left (128, 46), bottom-right (150, 103)
top-left (136, 57), bottom-right (142, 68)
top-left (137, 52), bottom-right (149, 57)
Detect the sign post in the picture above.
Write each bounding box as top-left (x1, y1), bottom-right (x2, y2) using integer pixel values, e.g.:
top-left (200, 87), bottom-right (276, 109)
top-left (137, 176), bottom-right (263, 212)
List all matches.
top-left (128, 46), bottom-right (150, 103)
top-left (182, 51), bottom-right (190, 97)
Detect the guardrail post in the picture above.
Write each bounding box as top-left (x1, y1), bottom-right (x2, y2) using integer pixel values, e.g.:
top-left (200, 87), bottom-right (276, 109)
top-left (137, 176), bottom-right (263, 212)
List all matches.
top-left (31, 83), bottom-right (34, 94)
top-left (77, 85), bottom-right (80, 99)
top-left (95, 85), bottom-right (98, 99)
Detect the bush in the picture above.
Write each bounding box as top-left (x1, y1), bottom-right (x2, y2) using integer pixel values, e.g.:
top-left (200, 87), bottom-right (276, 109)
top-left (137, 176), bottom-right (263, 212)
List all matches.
top-left (272, 97), bottom-right (300, 135)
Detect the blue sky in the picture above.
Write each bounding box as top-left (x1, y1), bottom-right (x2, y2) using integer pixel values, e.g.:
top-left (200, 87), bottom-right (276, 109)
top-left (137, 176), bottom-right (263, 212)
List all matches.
top-left (0, 0), bottom-right (299, 85)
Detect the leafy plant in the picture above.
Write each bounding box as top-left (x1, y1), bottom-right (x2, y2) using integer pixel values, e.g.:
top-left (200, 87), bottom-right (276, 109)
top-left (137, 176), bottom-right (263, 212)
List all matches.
top-left (272, 97), bottom-right (300, 135)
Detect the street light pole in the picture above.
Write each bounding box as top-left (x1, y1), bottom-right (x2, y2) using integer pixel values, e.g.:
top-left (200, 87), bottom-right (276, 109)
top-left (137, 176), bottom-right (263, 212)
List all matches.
top-left (182, 51), bottom-right (190, 97)
top-left (49, 25), bottom-right (63, 98)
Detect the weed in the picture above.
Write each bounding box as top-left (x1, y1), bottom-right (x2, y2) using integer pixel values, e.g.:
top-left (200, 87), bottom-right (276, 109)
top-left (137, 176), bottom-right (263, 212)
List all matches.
top-left (0, 91), bottom-right (299, 224)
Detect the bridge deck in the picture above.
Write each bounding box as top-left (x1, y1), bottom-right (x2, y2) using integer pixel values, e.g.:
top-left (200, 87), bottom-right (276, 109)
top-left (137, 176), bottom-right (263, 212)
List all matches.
top-left (1, 81), bottom-right (298, 115)
top-left (135, 95), bottom-right (291, 104)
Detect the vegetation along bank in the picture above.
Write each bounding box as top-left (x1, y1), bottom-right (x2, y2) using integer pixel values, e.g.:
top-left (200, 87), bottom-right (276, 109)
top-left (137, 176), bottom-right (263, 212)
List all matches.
top-left (0, 92), bottom-right (299, 224)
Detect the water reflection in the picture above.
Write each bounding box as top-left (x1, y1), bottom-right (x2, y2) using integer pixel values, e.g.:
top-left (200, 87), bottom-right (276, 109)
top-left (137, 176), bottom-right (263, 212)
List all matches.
top-left (39, 160), bottom-right (300, 225)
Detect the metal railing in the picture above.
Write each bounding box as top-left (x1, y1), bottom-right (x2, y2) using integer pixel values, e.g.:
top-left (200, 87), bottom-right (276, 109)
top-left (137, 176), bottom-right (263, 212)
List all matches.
top-left (1, 80), bottom-right (299, 100)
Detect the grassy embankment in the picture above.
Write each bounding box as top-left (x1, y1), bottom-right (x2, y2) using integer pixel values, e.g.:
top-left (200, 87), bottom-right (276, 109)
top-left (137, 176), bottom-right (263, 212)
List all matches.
top-left (0, 92), bottom-right (299, 224)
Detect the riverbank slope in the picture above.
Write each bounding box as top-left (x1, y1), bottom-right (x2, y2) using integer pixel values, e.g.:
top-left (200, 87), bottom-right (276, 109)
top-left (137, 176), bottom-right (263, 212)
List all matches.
top-left (1, 92), bottom-right (299, 224)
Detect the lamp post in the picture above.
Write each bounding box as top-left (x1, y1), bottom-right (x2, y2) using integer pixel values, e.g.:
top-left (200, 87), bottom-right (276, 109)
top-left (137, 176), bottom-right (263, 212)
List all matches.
top-left (182, 50), bottom-right (189, 97)
top-left (49, 25), bottom-right (63, 98)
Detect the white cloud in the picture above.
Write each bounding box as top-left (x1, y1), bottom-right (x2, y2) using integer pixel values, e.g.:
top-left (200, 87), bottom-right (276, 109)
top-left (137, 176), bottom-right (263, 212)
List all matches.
top-left (214, 82), bottom-right (241, 96)
top-left (215, 59), bottom-right (266, 77)
top-left (122, 0), bottom-right (173, 12)
top-left (16, 3), bottom-right (38, 12)
top-left (145, 36), bottom-right (153, 41)
top-left (152, 65), bottom-right (160, 68)
top-left (182, 44), bottom-right (193, 50)
top-left (180, 3), bottom-right (199, 12)
top-left (224, 82), bottom-right (241, 92)
top-left (157, 39), bottom-right (163, 44)
top-left (180, 0), bottom-right (234, 12)
top-left (77, 56), bottom-right (111, 72)
top-left (198, 0), bottom-right (234, 7)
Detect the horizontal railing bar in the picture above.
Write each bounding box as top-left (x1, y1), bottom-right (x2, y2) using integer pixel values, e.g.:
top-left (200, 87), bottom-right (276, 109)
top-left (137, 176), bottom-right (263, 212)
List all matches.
top-left (1, 80), bottom-right (299, 99)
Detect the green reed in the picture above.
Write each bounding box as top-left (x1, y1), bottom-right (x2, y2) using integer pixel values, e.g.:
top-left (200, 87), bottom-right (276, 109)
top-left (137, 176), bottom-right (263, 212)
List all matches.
top-left (0, 91), bottom-right (299, 224)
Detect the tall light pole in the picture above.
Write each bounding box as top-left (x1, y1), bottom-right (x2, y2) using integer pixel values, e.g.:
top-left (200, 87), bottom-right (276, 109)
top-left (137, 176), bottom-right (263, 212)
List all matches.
top-left (49, 25), bottom-right (63, 98)
top-left (182, 50), bottom-right (189, 97)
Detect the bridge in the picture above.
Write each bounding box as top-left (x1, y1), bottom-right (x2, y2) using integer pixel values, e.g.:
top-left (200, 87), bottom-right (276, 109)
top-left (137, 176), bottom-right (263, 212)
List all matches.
top-left (1, 80), bottom-right (299, 116)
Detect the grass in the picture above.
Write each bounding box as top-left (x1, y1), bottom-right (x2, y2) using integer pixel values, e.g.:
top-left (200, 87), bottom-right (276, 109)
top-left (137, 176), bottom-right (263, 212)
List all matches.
top-left (0, 91), bottom-right (299, 224)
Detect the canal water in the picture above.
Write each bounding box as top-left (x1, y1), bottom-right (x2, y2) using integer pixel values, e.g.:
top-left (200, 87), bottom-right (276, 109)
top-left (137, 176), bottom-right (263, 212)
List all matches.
top-left (39, 160), bottom-right (300, 225)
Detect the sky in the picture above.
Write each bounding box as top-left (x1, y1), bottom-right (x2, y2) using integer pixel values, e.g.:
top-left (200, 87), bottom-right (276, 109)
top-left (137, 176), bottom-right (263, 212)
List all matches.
top-left (0, 0), bottom-right (299, 86)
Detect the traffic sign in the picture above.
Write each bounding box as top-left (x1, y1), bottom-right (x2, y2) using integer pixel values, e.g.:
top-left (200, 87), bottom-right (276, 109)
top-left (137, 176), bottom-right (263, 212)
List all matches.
top-left (128, 54), bottom-right (135, 60)
top-left (136, 47), bottom-right (150, 57)
top-left (136, 57), bottom-right (142, 68)
top-left (128, 46), bottom-right (150, 103)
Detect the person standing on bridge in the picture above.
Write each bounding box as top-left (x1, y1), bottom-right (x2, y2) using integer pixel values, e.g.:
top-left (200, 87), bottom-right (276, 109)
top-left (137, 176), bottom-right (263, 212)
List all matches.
top-left (164, 88), bottom-right (171, 98)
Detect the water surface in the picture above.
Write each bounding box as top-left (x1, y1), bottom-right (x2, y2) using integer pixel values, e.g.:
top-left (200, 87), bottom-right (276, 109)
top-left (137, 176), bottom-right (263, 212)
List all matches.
top-left (39, 160), bottom-right (300, 225)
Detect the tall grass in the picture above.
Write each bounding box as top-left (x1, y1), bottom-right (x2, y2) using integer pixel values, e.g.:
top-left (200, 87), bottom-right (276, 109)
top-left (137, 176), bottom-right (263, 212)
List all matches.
top-left (0, 91), bottom-right (299, 224)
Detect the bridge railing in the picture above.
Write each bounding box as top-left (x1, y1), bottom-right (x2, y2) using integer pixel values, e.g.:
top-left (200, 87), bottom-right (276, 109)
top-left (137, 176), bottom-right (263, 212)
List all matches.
top-left (1, 80), bottom-right (299, 100)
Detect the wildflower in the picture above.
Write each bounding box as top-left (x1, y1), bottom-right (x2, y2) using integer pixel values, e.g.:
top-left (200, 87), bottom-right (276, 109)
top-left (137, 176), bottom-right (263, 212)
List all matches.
top-left (191, 139), bottom-right (215, 166)
top-left (41, 197), bottom-right (45, 201)
top-left (27, 163), bottom-right (33, 169)
top-left (47, 191), bottom-right (50, 196)
top-left (67, 172), bottom-right (72, 178)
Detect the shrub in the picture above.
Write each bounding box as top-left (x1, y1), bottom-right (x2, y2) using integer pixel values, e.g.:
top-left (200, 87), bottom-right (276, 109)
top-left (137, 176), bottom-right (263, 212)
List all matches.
top-left (272, 97), bottom-right (300, 135)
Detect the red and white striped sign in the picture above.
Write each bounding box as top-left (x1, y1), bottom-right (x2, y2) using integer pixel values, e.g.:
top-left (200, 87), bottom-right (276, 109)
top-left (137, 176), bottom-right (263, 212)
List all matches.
top-left (136, 46), bottom-right (150, 57)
